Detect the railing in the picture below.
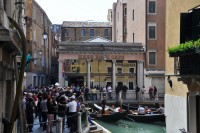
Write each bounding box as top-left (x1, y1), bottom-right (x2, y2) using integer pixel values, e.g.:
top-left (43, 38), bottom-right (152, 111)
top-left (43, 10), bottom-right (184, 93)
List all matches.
top-left (85, 91), bottom-right (165, 102)
top-left (26, 110), bottom-right (90, 133)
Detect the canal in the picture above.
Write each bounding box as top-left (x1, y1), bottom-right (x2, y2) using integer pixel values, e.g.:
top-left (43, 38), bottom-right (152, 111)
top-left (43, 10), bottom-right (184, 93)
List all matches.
top-left (95, 120), bottom-right (166, 133)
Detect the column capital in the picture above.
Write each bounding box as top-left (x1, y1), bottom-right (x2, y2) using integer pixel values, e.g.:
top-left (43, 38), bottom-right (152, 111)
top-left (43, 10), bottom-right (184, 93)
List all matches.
top-left (86, 59), bottom-right (91, 63)
top-left (58, 59), bottom-right (64, 62)
top-left (112, 60), bottom-right (116, 63)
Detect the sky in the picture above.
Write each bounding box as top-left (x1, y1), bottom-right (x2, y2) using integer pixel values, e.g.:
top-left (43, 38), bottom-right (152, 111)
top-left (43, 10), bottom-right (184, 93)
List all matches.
top-left (35, 0), bottom-right (116, 24)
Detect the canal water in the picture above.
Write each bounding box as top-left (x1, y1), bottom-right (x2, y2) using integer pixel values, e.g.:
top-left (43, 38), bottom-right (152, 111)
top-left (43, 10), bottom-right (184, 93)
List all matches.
top-left (95, 120), bottom-right (166, 133)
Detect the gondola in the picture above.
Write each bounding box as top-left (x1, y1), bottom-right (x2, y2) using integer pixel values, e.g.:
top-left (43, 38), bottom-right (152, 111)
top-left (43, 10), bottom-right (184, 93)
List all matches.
top-left (125, 111), bottom-right (165, 123)
top-left (91, 104), bottom-right (126, 122)
top-left (122, 103), bottom-right (157, 111)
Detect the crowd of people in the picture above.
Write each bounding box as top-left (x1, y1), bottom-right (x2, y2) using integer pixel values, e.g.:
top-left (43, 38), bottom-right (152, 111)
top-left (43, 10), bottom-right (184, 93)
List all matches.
top-left (24, 83), bottom-right (86, 133)
top-left (23, 83), bottom-right (162, 132)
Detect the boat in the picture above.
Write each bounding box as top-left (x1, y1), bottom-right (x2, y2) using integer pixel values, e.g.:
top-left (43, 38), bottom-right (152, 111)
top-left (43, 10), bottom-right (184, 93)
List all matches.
top-left (125, 111), bottom-right (165, 123)
top-left (122, 103), bottom-right (157, 111)
top-left (91, 104), bottom-right (126, 122)
top-left (90, 111), bottom-right (126, 122)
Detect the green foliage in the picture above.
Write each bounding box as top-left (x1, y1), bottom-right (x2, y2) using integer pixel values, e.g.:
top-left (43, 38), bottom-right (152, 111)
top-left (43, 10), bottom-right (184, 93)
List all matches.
top-left (168, 38), bottom-right (200, 55)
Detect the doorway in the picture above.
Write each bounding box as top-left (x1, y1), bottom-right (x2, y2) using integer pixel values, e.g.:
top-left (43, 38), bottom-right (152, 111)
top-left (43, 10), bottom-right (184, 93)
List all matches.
top-left (68, 76), bottom-right (84, 86)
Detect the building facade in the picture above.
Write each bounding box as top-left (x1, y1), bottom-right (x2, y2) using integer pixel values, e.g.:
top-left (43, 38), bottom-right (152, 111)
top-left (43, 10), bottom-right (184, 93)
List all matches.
top-left (61, 21), bottom-right (112, 41)
top-left (0, 0), bottom-right (24, 132)
top-left (58, 41), bottom-right (145, 91)
top-left (110, 0), bottom-right (165, 93)
top-left (165, 1), bottom-right (200, 133)
top-left (25, 0), bottom-right (52, 88)
top-left (58, 21), bottom-right (146, 90)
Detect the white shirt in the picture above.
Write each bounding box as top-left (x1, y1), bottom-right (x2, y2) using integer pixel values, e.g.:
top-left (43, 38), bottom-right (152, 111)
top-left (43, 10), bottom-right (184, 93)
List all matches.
top-left (107, 86), bottom-right (112, 92)
top-left (66, 100), bottom-right (77, 112)
top-left (138, 106), bottom-right (145, 114)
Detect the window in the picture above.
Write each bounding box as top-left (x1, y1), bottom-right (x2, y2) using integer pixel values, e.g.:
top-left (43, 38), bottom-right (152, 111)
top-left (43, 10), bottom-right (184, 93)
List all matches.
top-left (116, 60), bottom-right (123, 63)
top-left (148, 51), bottom-right (156, 65)
top-left (132, 9), bottom-right (134, 20)
top-left (90, 29), bottom-right (94, 36)
top-left (124, 28), bottom-right (127, 34)
top-left (65, 29), bottom-right (69, 36)
top-left (129, 68), bottom-right (134, 73)
top-left (33, 28), bottom-right (36, 41)
top-left (107, 67), bottom-right (112, 73)
top-left (148, 0), bottom-right (156, 14)
top-left (133, 33), bottom-right (134, 43)
top-left (81, 29), bottom-right (86, 36)
top-left (129, 82), bottom-right (134, 90)
top-left (104, 29), bottom-right (109, 36)
top-left (42, 55), bottom-right (44, 66)
top-left (117, 68), bottom-right (122, 73)
top-left (124, 8), bottom-right (127, 16)
top-left (33, 51), bottom-right (36, 64)
top-left (148, 22), bottom-right (156, 39)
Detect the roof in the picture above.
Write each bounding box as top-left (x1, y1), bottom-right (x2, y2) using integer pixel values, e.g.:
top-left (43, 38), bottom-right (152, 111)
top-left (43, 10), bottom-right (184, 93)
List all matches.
top-left (84, 36), bottom-right (112, 42)
top-left (62, 21), bottom-right (111, 27)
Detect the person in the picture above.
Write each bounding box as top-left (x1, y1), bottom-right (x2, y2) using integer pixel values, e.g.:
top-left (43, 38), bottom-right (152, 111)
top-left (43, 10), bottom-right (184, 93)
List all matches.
top-left (153, 85), bottom-right (157, 97)
top-left (57, 94), bottom-right (67, 131)
top-left (66, 95), bottom-right (77, 133)
top-left (122, 85), bottom-right (128, 99)
top-left (141, 86), bottom-right (146, 101)
top-left (157, 104), bottom-right (164, 114)
top-left (26, 97), bottom-right (34, 132)
top-left (102, 86), bottom-right (107, 98)
top-left (138, 105), bottom-right (145, 115)
top-left (107, 85), bottom-right (112, 99)
top-left (101, 96), bottom-right (107, 114)
top-left (135, 85), bottom-right (140, 100)
top-left (149, 86), bottom-right (154, 101)
top-left (84, 86), bottom-right (89, 101)
top-left (115, 85), bottom-right (121, 101)
top-left (28, 84), bottom-right (34, 91)
top-left (47, 97), bottom-right (57, 133)
top-left (40, 93), bottom-right (48, 131)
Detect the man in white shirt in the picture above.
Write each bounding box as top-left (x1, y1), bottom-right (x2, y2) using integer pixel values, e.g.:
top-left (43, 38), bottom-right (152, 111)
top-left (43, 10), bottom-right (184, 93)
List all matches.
top-left (66, 95), bottom-right (77, 132)
top-left (107, 85), bottom-right (112, 99)
top-left (138, 105), bottom-right (145, 115)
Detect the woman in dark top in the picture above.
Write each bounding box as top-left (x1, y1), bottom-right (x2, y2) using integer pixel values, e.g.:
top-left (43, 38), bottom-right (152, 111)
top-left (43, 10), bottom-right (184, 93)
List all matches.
top-left (47, 97), bottom-right (57, 133)
top-left (26, 97), bottom-right (34, 132)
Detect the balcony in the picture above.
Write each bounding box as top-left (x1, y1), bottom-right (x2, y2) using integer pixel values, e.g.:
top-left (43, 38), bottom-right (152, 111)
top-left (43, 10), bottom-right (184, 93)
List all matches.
top-left (168, 39), bottom-right (200, 75)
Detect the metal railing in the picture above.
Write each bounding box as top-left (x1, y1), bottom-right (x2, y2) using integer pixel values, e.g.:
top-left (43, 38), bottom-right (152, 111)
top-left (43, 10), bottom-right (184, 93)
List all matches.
top-left (26, 110), bottom-right (90, 133)
top-left (85, 91), bottom-right (164, 102)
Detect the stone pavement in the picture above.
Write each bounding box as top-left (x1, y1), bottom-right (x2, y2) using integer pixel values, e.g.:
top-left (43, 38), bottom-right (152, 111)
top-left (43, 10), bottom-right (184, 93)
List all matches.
top-left (32, 117), bottom-right (70, 133)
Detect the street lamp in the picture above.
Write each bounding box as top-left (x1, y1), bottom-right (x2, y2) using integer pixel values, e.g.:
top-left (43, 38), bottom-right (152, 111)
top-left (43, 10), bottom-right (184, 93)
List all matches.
top-left (42, 31), bottom-right (47, 69)
top-left (42, 31), bottom-right (48, 40)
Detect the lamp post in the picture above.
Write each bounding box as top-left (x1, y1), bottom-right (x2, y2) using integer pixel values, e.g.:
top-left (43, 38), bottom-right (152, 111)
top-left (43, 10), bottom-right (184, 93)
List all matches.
top-left (42, 31), bottom-right (47, 70)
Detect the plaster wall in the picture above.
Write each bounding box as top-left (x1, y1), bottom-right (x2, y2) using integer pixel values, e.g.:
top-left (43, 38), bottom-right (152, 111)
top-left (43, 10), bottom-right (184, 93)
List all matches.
top-left (165, 94), bottom-right (187, 133)
top-left (165, 0), bottom-right (200, 95)
top-left (115, 1), bottom-right (124, 42)
top-left (126, 0), bottom-right (146, 44)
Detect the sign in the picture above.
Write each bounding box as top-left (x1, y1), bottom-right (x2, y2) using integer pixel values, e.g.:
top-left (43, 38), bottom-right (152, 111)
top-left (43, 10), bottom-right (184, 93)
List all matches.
top-left (116, 63), bottom-right (136, 67)
top-left (78, 54), bottom-right (124, 60)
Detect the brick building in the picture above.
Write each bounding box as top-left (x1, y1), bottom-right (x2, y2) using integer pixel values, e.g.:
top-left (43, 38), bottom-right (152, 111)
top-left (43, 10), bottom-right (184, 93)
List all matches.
top-left (110, 0), bottom-right (165, 93)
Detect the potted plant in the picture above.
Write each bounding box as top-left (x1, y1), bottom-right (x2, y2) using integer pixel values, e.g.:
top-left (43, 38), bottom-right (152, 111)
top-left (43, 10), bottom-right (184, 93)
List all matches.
top-left (168, 38), bottom-right (200, 57)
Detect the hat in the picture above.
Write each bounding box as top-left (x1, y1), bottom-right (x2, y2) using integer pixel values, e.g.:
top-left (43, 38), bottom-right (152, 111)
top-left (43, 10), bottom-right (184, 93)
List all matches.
top-left (55, 82), bottom-right (59, 86)
top-left (70, 95), bottom-right (75, 99)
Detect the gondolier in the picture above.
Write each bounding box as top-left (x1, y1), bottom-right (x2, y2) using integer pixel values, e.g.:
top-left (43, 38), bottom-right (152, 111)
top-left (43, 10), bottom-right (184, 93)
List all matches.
top-left (101, 96), bottom-right (106, 114)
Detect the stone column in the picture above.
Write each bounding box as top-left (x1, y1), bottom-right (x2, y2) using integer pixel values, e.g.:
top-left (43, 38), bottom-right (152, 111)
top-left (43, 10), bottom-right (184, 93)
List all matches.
top-left (112, 60), bottom-right (116, 89)
top-left (137, 61), bottom-right (144, 88)
top-left (77, 112), bottom-right (82, 133)
top-left (87, 60), bottom-right (91, 89)
top-left (58, 60), bottom-right (64, 87)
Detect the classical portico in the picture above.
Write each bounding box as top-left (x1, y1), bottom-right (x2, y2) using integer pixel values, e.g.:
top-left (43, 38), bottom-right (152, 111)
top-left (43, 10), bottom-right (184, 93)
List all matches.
top-left (58, 41), bottom-right (145, 90)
